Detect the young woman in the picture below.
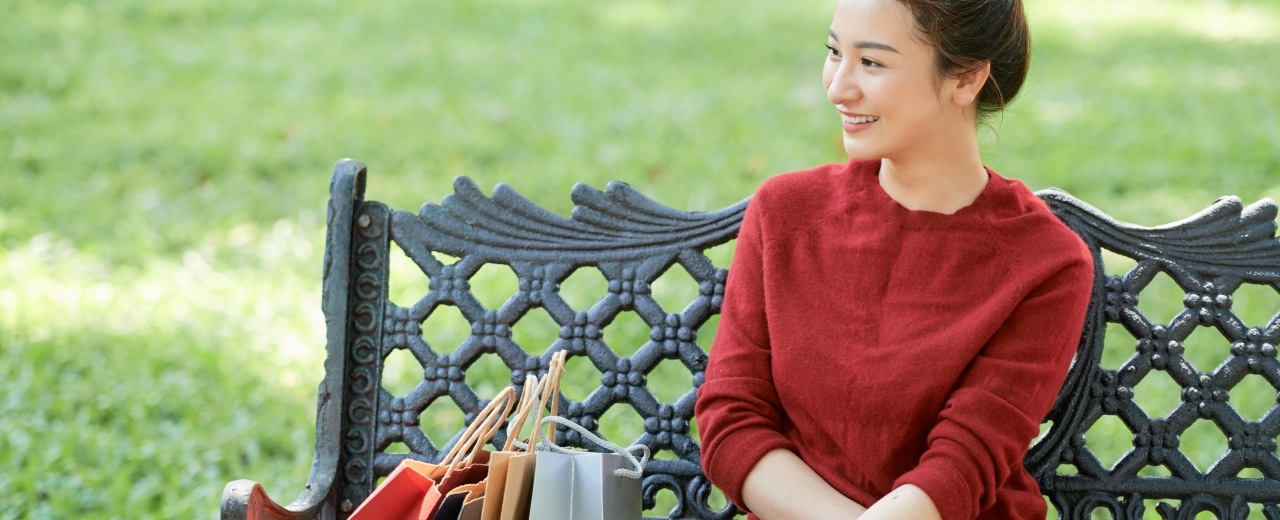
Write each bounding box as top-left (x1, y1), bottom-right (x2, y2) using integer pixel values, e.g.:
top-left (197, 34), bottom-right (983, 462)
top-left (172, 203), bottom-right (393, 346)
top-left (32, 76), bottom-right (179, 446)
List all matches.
top-left (694, 0), bottom-right (1095, 518)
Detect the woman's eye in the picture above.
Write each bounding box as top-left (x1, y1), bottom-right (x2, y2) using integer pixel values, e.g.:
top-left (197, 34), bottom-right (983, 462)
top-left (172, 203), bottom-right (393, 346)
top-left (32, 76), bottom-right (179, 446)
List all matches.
top-left (825, 44), bottom-right (840, 57)
top-left (861, 57), bottom-right (881, 68)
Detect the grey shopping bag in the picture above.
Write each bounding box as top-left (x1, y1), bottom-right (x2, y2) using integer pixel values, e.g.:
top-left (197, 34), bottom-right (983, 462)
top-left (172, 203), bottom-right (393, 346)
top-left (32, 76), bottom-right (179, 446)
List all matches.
top-left (526, 416), bottom-right (648, 520)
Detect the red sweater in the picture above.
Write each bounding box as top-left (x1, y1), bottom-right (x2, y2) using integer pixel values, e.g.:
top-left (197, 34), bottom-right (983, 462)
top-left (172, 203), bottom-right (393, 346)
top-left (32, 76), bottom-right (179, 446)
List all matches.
top-left (695, 159), bottom-right (1094, 520)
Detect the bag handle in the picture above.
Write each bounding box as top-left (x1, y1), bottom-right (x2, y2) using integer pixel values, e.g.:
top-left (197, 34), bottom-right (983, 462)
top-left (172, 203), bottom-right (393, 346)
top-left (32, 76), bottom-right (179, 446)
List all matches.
top-left (534, 415), bottom-right (650, 479)
top-left (534, 351), bottom-right (566, 446)
top-left (507, 350), bottom-right (567, 451)
top-left (465, 390), bottom-right (515, 464)
top-left (443, 388), bottom-right (510, 468)
top-left (442, 387), bottom-right (515, 482)
top-left (500, 374), bottom-right (539, 451)
top-left (440, 385), bottom-right (516, 469)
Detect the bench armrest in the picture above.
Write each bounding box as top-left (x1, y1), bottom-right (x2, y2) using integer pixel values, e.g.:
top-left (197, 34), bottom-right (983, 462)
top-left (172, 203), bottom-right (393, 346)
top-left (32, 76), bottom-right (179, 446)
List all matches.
top-left (220, 160), bottom-right (368, 520)
top-left (221, 479), bottom-right (326, 520)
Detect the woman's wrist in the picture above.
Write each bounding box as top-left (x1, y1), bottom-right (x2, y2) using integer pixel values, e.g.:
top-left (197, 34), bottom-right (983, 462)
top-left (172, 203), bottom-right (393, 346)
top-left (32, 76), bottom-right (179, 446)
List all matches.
top-left (742, 449), bottom-right (868, 519)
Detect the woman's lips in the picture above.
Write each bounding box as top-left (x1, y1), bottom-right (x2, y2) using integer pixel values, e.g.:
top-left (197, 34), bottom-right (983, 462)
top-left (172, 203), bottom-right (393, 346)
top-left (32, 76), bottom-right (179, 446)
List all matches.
top-left (842, 114), bottom-right (879, 133)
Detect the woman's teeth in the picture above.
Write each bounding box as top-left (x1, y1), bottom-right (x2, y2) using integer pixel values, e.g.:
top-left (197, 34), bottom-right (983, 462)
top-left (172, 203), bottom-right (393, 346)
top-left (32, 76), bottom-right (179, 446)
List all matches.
top-left (845, 116), bottom-right (879, 124)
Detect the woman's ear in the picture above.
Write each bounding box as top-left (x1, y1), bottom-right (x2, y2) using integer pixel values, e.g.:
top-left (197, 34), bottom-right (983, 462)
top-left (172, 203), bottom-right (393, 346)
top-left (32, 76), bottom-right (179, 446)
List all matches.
top-left (949, 61), bottom-right (991, 108)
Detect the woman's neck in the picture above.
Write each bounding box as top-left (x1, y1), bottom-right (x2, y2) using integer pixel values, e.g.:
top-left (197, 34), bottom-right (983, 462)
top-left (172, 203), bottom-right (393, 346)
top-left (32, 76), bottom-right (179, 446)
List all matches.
top-left (876, 141), bottom-right (988, 215)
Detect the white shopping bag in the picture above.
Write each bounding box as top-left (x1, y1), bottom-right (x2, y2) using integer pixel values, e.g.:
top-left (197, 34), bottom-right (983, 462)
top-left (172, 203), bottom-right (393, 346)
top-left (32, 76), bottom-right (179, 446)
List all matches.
top-left (526, 416), bottom-right (648, 520)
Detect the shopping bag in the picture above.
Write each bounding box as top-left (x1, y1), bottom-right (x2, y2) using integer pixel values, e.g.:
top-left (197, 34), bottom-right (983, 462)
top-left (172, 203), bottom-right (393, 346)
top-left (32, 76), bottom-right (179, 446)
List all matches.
top-left (455, 480), bottom-right (489, 520)
top-left (429, 386), bottom-right (520, 520)
top-left (483, 351), bottom-right (567, 520)
top-left (346, 459), bottom-right (446, 520)
top-left (350, 386), bottom-right (515, 520)
top-left (428, 454), bottom-right (490, 520)
top-left (477, 377), bottom-right (536, 520)
top-left (525, 414), bottom-right (649, 520)
top-left (434, 481), bottom-right (485, 520)
top-left (446, 384), bottom-right (535, 520)
top-left (439, 373), bottom-right (543, 520)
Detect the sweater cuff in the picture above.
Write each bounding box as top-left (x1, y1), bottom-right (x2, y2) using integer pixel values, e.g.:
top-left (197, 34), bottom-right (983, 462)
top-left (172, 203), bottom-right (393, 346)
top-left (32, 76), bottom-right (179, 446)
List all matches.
top-left (893, 457), bottom-right (974, 520)
top-left (706, 433), bottom-right (798, 514)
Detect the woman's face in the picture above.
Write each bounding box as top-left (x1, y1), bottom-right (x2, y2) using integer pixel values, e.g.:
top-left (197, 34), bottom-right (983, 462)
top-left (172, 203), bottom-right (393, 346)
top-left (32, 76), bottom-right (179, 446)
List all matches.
top-left (823, 0), bottom-right (969, 161)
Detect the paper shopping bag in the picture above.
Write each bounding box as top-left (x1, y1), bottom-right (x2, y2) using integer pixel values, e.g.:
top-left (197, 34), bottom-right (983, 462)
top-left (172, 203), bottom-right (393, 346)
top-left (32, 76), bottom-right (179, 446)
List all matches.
top-left (526, 451), bottom-right (643, 520)
top-left (456, 481), bottom-right (489, 520)
top-left (350, 387), bottom-right (515, 520)
top-left (478, 375), bottom-right (538, 520)
top-left (526, 416), bottom-right (648, 520)
top-left (348, 457), bottom-right (474, 520)
top-left (434, 480), bottom-right (487, 520)
top-left (482, 352), bottom-right (568, 520)
top-left (430, 388), bottom-right (519, 520)
top-left (346, 459), bottom-right (446, 520)
top-left (492, 450), bottom-right (538, 520)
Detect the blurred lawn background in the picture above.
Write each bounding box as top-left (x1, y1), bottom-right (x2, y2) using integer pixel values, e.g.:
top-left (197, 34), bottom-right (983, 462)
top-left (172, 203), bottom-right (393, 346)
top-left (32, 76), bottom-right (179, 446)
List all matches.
top-left (2, 0), bottom-right (1278, 518)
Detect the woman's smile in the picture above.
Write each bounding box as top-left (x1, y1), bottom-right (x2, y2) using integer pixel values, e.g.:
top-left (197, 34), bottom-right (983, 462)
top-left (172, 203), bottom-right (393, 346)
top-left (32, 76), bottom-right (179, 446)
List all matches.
top-left (840, 112), bottom-right (880, 133)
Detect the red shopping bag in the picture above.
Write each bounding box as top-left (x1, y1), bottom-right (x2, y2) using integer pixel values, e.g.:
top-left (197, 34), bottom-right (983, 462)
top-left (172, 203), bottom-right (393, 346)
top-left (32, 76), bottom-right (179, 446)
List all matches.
top-left (349, 387), bottom-right (516, 520)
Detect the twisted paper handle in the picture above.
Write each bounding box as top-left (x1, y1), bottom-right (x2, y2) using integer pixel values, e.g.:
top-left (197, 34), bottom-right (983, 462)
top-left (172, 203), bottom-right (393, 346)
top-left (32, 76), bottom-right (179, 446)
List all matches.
top-left (501, 374), bottom-right (539, 451)
top-left (439, 385), bottom-right (516, 479)
top-left (507, 350), bottom-right (566, 452)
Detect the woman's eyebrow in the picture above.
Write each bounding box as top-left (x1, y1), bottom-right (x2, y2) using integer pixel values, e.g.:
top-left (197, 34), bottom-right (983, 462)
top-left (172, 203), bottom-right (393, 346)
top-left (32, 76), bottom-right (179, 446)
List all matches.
top-left (827, 29), bottom-right (900, 53)
top-left (854, 41), bottom-right (899, 53)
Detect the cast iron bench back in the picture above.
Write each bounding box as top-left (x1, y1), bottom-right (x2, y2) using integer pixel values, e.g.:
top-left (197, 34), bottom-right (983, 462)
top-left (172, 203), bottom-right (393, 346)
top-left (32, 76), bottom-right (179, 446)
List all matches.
top-left (223, 159), bottom-right (1280, 520)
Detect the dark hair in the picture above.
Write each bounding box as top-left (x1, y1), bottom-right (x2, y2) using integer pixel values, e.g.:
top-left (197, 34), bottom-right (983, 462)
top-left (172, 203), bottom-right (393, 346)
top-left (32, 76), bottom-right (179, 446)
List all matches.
top-left (897, 0), bottom-right (1030, 116)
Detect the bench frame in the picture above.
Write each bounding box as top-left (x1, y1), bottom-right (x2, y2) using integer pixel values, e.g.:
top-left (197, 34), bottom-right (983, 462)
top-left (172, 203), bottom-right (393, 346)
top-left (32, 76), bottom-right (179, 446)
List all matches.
top-left (223, 159), bottom-right (1280, 520)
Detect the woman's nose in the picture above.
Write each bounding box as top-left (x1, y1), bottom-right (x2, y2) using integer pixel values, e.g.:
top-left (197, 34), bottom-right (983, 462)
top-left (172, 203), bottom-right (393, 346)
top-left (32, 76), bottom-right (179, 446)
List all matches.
top-left (826, 65), bottom-right (860, 105)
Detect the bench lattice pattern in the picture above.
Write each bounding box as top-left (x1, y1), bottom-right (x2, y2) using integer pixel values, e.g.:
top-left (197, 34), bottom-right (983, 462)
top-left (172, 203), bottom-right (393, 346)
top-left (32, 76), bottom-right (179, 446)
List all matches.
top-left (221, 160), bottom-right (1280, 520)
top-left (1031, 194), bottom-right (1280, 519)
top-left (336, 163), bottom-right (741, 518)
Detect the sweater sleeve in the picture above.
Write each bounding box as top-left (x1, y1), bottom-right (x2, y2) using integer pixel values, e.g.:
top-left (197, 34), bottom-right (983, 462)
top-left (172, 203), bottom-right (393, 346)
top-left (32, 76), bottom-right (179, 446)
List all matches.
top-left (695, 187), bottom-right (799, 513)
top-left (893, 245), bottom-right (1095, 520)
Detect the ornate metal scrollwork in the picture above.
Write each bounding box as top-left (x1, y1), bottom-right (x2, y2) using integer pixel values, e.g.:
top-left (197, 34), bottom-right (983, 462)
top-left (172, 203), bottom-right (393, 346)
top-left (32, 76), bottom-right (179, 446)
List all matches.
top-left (1031, 191), bottom-right (1280, 519)
top-left (406, 176), bottom-right (746, 264)
top-left (339, 202), bottom-right (392, 513)
top-left (328, 176), bottom-right (747, 519)
top-left (323, 174), bottom-right (1280, 519)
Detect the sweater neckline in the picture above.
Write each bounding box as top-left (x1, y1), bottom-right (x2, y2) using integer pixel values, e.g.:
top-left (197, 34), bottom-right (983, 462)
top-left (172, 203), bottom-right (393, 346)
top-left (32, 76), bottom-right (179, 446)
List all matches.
top-left (850, 159), bottom-right (1006, 228)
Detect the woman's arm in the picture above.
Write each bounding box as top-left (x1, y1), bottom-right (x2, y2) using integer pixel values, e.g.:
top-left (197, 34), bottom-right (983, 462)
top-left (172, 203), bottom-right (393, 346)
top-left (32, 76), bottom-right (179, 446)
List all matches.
top-left (857, 484), bottom-right (939, 520)
top-left (742, 449), bottom-right (868, 520)
top-left (697, 184), bottom-right (805, 513)
top-left (891, 250), bottom-right (1095, 519)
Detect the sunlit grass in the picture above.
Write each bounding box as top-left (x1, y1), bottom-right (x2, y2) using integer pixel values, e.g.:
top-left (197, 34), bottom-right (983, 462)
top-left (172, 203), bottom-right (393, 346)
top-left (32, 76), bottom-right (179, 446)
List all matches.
top-left (0, 227), bottom-right (324, 519)
top-left (1032, 0), bottom-right (1279, 44)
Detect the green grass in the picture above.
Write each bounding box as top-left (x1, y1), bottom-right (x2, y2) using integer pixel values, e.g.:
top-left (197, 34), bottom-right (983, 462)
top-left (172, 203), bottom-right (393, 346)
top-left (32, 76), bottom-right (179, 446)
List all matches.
top-left (2, 0), bottom-right (1278, 518)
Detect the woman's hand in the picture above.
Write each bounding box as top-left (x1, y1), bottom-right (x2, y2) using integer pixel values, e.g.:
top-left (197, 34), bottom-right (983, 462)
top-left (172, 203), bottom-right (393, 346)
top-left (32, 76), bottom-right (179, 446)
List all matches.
top-left (741, 449), bottom-right (868, 520)
top-left (742, 450), bottom-right (941, 520)
top-left (858, 484), bottom-right (941, 520)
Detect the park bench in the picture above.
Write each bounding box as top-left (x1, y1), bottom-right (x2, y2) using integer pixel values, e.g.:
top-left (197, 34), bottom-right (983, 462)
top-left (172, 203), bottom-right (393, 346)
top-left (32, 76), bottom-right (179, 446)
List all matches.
top-left (222, 159), bottom-right (1280, 519)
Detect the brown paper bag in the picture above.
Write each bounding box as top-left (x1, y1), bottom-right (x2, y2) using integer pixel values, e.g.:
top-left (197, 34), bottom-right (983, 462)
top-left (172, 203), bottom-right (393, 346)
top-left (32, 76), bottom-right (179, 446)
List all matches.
top-left (429, 386), bottom-right (518, 520)
top-left (483, 351), bottom-right (567, 520)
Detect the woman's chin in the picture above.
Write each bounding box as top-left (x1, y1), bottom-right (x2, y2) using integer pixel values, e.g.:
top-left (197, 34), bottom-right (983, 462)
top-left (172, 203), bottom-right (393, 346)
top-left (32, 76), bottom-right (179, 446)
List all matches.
top-left (842, 141), bottom-right (882, 161)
